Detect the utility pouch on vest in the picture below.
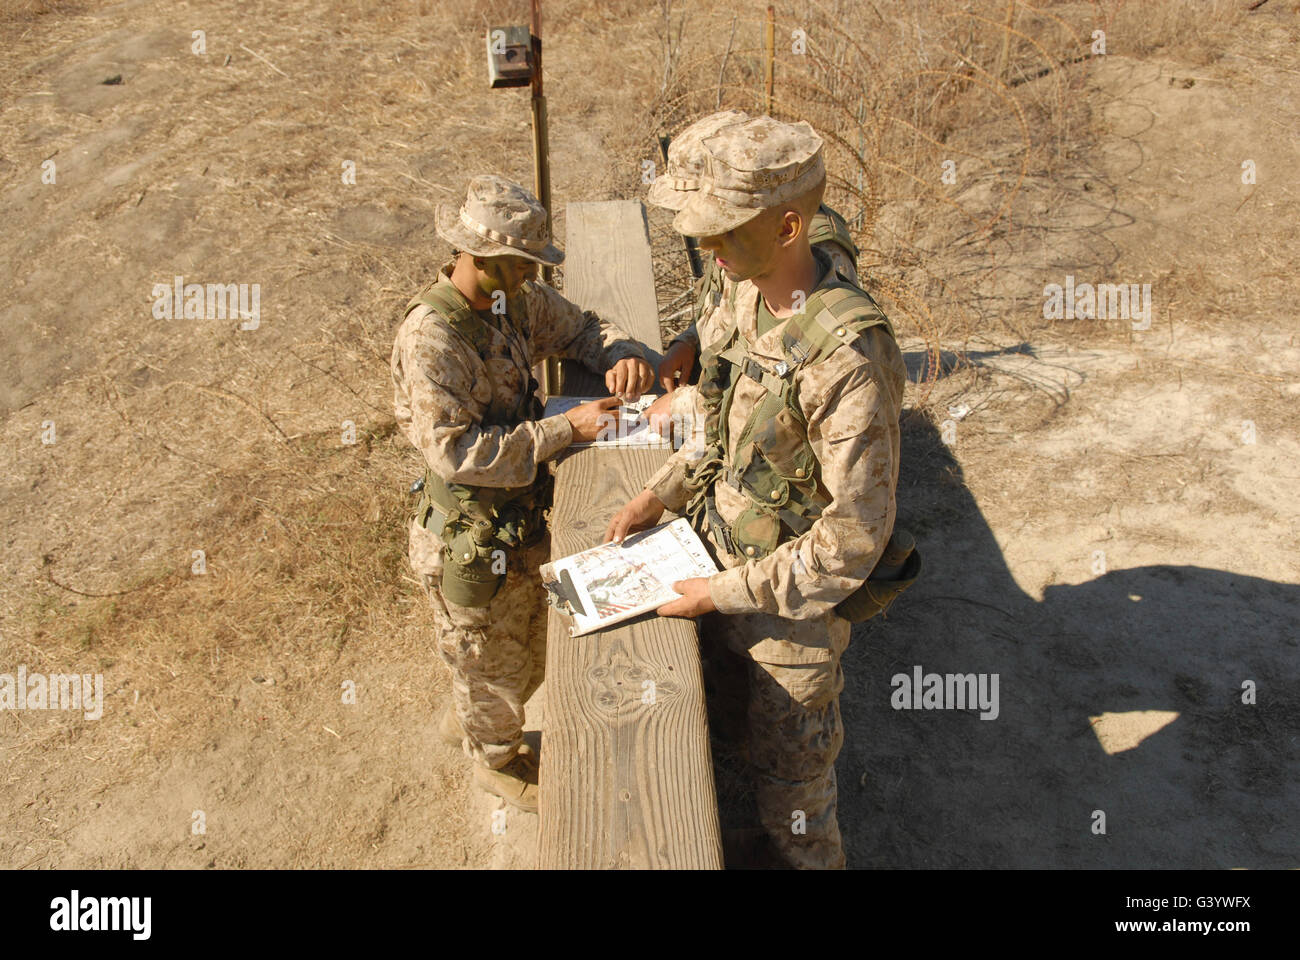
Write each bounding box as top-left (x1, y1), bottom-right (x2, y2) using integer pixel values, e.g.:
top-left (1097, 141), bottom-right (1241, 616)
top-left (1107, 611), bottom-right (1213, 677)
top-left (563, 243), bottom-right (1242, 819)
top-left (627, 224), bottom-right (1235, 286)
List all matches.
top-left (730, 504), bottom-right (782, 559)
top-left (413, 470), bottom-right (549, 608)
top-left (833, 530), bottom-right (922, 623)
top-left (442, 521), bottom-right (506, 608)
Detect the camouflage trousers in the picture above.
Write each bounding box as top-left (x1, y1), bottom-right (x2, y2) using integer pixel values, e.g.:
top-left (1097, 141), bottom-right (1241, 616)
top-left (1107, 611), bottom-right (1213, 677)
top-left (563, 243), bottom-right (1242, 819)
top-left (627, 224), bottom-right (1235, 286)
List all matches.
top-left (700, 608), bottom-right (849, 870)
top-left (408, 517), bottom-right (549, 770)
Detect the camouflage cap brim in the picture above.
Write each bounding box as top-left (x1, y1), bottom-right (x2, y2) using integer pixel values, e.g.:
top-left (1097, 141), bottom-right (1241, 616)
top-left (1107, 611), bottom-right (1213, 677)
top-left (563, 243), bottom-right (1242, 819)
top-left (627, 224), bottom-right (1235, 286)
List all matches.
top-left (434, 202), bottom-right (564, 267)
top-left (670, 191), bottom-right (765, 237)
top-left (646, 174), bottom-right (692, 212)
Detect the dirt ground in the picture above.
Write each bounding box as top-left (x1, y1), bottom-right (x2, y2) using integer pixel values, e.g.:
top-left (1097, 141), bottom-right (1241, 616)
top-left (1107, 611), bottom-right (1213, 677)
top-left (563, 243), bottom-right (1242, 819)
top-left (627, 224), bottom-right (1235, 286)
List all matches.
top-left (1, 0), bottom-right (1296, 869)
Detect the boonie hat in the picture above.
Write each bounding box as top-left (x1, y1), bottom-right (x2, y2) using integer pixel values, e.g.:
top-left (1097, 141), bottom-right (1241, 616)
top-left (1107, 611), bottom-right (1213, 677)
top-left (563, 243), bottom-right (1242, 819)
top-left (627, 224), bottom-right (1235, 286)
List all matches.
top-left (435, 175), bottom-right (563, 266)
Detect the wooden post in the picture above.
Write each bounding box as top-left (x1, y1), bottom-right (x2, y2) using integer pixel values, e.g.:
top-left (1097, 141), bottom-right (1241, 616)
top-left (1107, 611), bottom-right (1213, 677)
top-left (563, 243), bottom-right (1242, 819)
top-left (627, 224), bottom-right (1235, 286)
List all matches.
top-left (764, 5), bottom-right (775, 115)
top-left (530, 0), bottom-right (559, 397)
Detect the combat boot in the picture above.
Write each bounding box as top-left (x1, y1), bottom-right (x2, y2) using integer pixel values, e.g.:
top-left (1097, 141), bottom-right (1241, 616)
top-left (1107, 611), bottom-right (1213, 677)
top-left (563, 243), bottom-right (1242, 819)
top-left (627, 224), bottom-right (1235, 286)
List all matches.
top-left (473, 743), bottom-right (540, 813)
top-left (437, 704), bottom-right (464, 748)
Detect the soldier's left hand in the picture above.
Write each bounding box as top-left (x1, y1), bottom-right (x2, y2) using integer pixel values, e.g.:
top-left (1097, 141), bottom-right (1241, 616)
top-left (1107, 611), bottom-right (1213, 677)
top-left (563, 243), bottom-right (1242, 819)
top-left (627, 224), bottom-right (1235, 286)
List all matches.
top-left (606, 357), bottom-right (655, 401)
top-left (657, 577), bottom-right (717, 619)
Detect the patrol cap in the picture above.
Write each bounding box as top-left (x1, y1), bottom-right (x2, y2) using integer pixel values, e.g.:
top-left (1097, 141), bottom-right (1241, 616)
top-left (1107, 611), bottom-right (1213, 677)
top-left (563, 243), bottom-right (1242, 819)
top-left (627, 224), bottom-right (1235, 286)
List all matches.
top-left (646, 109), bottom-right (750, 212)
top-left (435, 174), bottom-right (563, 267)
top-left (672, 115), bottom-right (825, 238)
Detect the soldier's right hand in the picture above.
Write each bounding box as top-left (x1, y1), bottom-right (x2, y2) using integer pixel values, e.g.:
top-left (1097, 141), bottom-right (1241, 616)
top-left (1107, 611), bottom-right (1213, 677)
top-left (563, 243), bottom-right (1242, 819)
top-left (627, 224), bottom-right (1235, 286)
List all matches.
top-left (657, 340), bottom-right (697, 394)
top-left (603, 489), bottom-right (667, 544)
top-left (563, 395), bottom-right (623, 443)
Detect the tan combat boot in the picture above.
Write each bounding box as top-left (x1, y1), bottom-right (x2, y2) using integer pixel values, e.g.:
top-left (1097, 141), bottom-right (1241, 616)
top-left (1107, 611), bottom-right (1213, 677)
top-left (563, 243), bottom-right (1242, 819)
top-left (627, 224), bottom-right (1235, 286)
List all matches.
top-left (437, 704), bottom-right (464, 748)
top-left (473, 743), bottom-right (540, 813)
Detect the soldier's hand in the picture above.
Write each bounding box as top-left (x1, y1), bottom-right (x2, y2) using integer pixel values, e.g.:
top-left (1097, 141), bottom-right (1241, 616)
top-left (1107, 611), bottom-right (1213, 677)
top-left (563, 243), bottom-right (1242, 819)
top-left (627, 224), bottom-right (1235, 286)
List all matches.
top-left (603, 489), bottom-right (666, 544)
top-left (563, 395), bottom-right (622, 443)
top-left (638, 392), bottom-right (674, 442)
top-left (657, 577), bottom-right (717, 619)
top-left (657, 340), bottom-right (697, 394)
top-left (606, 357), bottom-right (655, 402)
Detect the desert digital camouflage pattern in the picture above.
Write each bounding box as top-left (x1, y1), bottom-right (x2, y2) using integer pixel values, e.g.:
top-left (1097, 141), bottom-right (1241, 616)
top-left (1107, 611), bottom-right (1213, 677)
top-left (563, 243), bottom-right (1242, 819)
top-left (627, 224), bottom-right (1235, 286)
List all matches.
top-left (649, 252), bottom-right (907, 626)
top-left (647, 108), bottom-right (751, 212)
top-left (672, 115), bottom-right (826, 237)
top-left (393, 261), bottom-right (644, 770)
top-left (646, 115), bottom-right (907, 868)
top-left (653, 254), bottom-right (904, 869)
top-left (703, 610), bottom-right (849, 868)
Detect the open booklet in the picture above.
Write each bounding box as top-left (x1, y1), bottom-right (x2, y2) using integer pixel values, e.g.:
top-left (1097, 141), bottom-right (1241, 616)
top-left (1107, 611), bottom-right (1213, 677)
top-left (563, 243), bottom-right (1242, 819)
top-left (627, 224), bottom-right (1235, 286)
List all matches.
top-left (542, 394), bottom-right (669, 448)
top-left (540, 518), bottom-right (719, 637)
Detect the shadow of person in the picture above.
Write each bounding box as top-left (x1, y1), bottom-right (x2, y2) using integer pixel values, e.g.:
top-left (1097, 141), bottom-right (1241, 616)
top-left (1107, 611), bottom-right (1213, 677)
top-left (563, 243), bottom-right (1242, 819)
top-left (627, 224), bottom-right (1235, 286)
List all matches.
top-left (835, 409), bottom-right (1300, 868)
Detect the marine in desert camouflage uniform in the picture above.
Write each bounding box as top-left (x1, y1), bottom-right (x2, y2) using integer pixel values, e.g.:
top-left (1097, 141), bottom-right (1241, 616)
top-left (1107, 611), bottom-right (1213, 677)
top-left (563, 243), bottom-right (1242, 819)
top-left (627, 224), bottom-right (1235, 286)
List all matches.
top-left (392, 175), bottom-right (652, 811)
top-left (643, 110), bottom-right (863, 430)
top-left (607, 116), bottom-right (908, 869)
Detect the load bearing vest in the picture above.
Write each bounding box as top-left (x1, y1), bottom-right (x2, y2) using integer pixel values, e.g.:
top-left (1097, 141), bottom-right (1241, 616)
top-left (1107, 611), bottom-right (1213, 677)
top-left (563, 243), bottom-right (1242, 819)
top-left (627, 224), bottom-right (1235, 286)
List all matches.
top-left (404, 276), bottom-right (551, 607)
top-left (684, 271), bottom-right (921, 622)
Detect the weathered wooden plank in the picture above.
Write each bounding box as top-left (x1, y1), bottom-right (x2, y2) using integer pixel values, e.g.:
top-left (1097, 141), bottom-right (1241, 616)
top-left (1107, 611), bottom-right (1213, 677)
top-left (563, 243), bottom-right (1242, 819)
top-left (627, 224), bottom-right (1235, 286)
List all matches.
top-left (539, 200), bottom-right (722, 869)
top-left (555, 201), bottom-right (664, 395)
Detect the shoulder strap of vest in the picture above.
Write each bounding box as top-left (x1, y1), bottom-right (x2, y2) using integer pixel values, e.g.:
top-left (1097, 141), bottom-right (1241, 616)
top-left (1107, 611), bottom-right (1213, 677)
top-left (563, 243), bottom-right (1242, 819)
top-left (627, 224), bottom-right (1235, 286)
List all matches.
top-left (809, 203), bottom-right (860, 264)
top-left (405, 277), bottom-right (492, 356)
top-left (783, 281), bottom-right (896, 369)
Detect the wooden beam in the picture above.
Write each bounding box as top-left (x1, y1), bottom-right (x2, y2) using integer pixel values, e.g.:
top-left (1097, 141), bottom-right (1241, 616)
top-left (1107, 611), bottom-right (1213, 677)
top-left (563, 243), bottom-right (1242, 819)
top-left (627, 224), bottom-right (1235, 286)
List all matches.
top-left (552, 202), bottom-right (663, 395)
top-left (540, 200), bottom-right (723, 869)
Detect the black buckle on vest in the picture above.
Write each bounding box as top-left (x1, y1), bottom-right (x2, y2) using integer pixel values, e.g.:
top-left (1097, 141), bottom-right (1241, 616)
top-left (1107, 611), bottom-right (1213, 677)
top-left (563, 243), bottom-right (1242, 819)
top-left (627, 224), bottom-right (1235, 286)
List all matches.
top-left (704, 495), bottom-right (737, 558)
top-left (740, 358), bottom-right (768, 383)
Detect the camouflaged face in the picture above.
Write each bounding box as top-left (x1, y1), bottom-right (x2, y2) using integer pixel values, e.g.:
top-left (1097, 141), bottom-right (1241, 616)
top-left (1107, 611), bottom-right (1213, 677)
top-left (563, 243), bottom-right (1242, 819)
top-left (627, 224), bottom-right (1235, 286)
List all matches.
top-left (673, 115), bottom-right (826, 237)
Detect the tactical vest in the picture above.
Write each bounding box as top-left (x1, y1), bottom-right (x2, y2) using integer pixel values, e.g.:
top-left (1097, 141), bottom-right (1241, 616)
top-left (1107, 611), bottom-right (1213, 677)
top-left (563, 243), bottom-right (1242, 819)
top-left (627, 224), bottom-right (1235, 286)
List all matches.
top-left (683, 272), bottom-right (921, 622)
top-left (404, 276), bottom-right (551, 607)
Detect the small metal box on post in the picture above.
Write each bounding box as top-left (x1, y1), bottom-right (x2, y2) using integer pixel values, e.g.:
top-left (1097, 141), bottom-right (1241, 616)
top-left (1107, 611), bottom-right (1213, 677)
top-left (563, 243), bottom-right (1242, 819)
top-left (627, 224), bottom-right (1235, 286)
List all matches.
top-left (485, 25), bottom-right (533, 88)
top-left (484, 3), bottom-right (558, 398)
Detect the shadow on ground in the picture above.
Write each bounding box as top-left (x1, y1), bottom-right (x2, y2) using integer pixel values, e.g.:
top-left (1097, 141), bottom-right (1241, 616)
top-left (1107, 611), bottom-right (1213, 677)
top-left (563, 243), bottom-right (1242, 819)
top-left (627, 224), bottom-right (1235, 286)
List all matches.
top-left (828, 413), bottom-right (1299, 869)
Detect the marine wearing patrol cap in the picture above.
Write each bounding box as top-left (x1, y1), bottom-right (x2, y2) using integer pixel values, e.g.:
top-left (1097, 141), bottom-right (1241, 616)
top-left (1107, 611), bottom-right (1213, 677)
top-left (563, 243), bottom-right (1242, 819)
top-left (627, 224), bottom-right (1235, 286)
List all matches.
top-left (609, 114), bottom-right (915, 869)
top-left (672, 115), bottom-right (826, 237)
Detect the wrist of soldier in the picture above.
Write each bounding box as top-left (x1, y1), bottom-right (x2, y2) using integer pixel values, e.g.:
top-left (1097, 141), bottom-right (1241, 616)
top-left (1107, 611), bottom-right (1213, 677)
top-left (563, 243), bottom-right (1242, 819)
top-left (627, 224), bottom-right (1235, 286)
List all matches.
top-left (538, 413), bottom-right (574, 459)
top-left (707, 568), bottom-right (757, 615)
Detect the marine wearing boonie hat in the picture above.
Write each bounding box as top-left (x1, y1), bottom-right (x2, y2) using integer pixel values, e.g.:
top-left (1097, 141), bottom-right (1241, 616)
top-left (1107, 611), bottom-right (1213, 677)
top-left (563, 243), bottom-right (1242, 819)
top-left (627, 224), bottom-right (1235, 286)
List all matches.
top-left (671, 115), bottom-right (825, 237)
top-left (434, 174), bottom-right (564, 267)
top-left (396, 172), bottom-right (653, 815)
top-left (647, 109), bottom-right (750, 212)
